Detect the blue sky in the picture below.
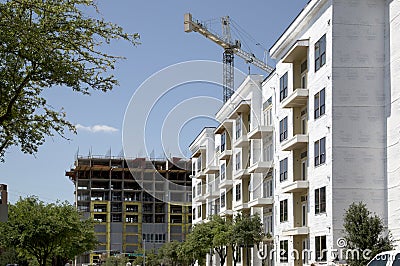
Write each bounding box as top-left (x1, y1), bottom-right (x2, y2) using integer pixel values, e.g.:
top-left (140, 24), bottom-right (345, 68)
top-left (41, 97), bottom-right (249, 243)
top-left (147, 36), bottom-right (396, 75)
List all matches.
top-left (0, 0), bottom-right (309, 203)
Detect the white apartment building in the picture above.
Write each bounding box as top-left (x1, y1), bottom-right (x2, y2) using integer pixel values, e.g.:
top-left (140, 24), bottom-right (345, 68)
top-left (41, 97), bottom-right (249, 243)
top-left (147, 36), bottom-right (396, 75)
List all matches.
top-left (189, 0), bottom-right (400, 265)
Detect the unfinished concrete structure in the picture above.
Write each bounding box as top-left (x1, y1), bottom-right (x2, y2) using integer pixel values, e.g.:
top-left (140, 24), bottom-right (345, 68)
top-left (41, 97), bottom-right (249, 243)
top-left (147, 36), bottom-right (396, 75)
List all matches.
top-left (66, 156), bottom-right (192, 265)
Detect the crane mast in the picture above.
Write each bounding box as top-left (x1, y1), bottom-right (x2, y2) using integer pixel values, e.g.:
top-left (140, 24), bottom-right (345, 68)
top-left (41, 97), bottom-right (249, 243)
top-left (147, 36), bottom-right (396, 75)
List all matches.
top-left (184, 13), bottom-right (274, 102)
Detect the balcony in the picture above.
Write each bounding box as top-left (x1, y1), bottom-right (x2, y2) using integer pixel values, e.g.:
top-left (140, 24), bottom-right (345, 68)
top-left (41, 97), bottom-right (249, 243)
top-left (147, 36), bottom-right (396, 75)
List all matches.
top-left (194, 196), bottom-right (206, 203)
top-left (218, 149), bottom-right (233, 160)
top-left (219, 209), bottom-right (233, 217)
top-left (204, 165), bottom-right (219, 174)
top-left (191, 146), bottom-right (206, 158)
top-left (204, 179), bottom-right (220, 199)
top-left (193, 170), bottom-right (206, 180)
top-left (233, 169), bottom-right (250, 180)
top-left (282, 39), bottom-right (309, 64)
top-left (233, 202), bottom-right (250, 212)
top-left (233, 134), bottom-right (249, 148)
top-left (219, 178), bottom-right (234, 189)
top-left (281, 134), bottom-right (308, 151)
top-left (282, 226), bottom-right (309, 236)
top-left (193, 186), bottom-right (207, 203)
top-left (227, 100), bottom-right (251, 119)
top-left (247, 125), bottom-right (273, 139)
top-left (248, 197), bottom-right (273, 208)
top-left (282, 180), bottom-right (309, 194)
top-left (215, 119), bottom-right (234, 134)
top-left (248, 161), bottom-right (273, 174)
top-left (281, 89), bottom-right (309, 109)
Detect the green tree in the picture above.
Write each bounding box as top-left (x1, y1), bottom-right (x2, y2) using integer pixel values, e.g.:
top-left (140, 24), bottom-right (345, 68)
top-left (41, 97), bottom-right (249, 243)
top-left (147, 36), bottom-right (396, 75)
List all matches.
top-left (230, 213), bottom-right (264, 266)
top-left (210, 215), bottom-right (232, 266)
top-left (0, 0), bottom-right (139, 161)
top-left (0, 247), bottom-right (29, 266)
top-left (0, 196), bottom-right (98, 266)
top-left (104, 255), bottom-right (128, 266)
top-left (343, 202), bottom-right (393, 266)
top-left (158, 241), bottom-right (182, 266)
top-left (132, 248), bottom-right (159, 266)
top-left (183, 222), bottom-right (214, 266)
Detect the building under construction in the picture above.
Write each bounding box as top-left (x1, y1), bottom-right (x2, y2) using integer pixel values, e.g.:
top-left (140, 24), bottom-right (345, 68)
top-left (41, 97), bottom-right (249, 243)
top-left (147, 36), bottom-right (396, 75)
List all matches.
top-left (66, 156), bottom-right (192, 265)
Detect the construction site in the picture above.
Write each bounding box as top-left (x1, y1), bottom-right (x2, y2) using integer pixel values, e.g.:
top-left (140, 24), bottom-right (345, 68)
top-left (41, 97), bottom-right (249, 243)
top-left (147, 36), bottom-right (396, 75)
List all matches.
top-left (66, 156), bottom-right (192, 264)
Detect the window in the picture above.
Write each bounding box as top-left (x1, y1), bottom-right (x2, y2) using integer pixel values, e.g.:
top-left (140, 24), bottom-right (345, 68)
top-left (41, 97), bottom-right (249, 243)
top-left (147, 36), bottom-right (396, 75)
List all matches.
top-left (248, 112), bottom-right (251, 131)
top-left (264, 108), bottom-right (273, 126)
top-left (315, 187), bottom-right (326, 214)
top-left (197, 205), bottom-right (202, 218)
top-left (279, 117), bottom-right (288, 142)
top-left (280, 72), bottom-right (288, 101)
top-left (221, 132), bottom-right (226, 152)
top-left (280, 158), bottom-right (288, 182)
top-left (264, 215), bottom-right (273, 235)
top-left (266, 142), bottom-right (273, 162)
top-left (280, 199), bottom-right (288, 222)
top-left (315, 35), bottom-right (326, 72)
top-left (236, 116), bottom-right (242, 140)
top-left (314, 89), bottom-right (326, 119)
top-left (193, 208), bottom-right (196, 219)
top-left (280, 240), bottom-right (289, 263)
top-left (221, 192), bottom-right (226, 208)
top-left (314, 137), bottom-right (326, 166)
top-left (235, 183), bottom-right (241, 201)
top-left (220, 163), bottom-right (226, 180)
top-left (197, 157), bottom-right (202, 173)
top-left (263, 179), bottom-right (273, 198)
top-left (126, 215), bottom-right (138, 223)
top-left (315, 235), bottom-right (327, 261)
top-left (235, 152), bottom-right (241, 171)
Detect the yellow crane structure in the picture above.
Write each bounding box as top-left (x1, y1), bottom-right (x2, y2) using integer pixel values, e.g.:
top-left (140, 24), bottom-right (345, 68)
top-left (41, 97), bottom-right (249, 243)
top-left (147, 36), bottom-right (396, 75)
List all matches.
top-left (184, 13), bottom-right (274, 102)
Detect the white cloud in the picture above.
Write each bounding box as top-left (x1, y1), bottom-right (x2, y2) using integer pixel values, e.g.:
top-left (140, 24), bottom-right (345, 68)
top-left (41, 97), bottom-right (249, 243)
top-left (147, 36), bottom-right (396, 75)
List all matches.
top-left (76, 124), bottom-right (119, 133)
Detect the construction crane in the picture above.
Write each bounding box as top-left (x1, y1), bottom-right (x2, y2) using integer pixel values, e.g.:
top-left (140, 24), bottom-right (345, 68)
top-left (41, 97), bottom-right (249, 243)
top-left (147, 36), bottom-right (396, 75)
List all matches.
top-left (184, 13), bottom-right (274, 102)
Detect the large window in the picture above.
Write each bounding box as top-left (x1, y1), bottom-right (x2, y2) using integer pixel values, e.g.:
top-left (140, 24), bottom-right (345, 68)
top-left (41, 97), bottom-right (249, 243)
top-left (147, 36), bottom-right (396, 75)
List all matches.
top-left (280, 72), bottom-right (288, 101)
top-left (221, 192), bottom-right (226, 208)
top-left (236, 116), bottom-right (242, 140)
top-left (314, 137), bottom-right (326, 166)
top-left (235, 152), bottom-right (241, 171)
top-left (220, 163), bottom-right (226, 180)
top-left (235, 183), bottom-right (241, 201)
top-left (280, 199), bottom-right (288, 222)
top-left (315, 235), bottom-right (327, 261)
top-left (264, 215), bottom-right (273, 235)
top-left (263, 178), bottom-right (273, 198)
top-left (221, 132), bottom-right (226, 152)
top-left (280, 158), bottom-right (288, 182)
top-left (279, 117), bottom-right (288, 142)
top-left (315, 187), bottom-right (326, 214)
top-left (264, 107), bottom-right (273, 126)
top-left (280, 240), bottom-right (289, 263)
top-left (314, 89), bottom-right (326, 119)
top-left (315, 35), bottom-right (326, 72)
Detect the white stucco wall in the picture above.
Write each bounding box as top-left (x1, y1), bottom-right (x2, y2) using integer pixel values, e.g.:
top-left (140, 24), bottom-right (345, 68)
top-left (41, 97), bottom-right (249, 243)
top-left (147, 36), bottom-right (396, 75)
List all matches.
top-left (331, 0), bottom-right (387, 248)
top-left (386, 0), bottom-right (400, 247)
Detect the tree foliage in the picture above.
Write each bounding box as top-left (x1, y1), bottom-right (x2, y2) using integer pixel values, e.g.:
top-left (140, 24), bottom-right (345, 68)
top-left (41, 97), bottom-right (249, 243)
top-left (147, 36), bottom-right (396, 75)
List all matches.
top-left (104, 255), bottom-right (128, 266)
top-left (0, 196), bottom-right (98, 266)
top-left (158, 241), bottom-right (182, 266)
top-left (343, 202), bottom-right (393, 266)
top-left (178, 214), bottom-right (264, 266)
top-left (0, 0), bottom-right (139, 160)
top-left (210, 215), bottom-right (232, 266)
top-left (230, 213), bottom-right (264, 266)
